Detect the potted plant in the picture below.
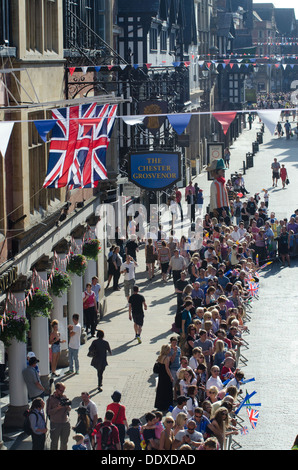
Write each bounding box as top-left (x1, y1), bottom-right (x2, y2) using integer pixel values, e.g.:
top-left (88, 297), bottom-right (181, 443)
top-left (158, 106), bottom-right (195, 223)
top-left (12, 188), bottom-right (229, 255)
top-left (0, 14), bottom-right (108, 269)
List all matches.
top-left (66, 253), bottom-right (87, 276)
top-left (82, 238), bottom-right (102, 261)
top-left (48, 269), bottom-right (72, 297)
top-left (26, 287), bottom-right (54, 318)
top-left (0, 311), bottom-right (30, 347)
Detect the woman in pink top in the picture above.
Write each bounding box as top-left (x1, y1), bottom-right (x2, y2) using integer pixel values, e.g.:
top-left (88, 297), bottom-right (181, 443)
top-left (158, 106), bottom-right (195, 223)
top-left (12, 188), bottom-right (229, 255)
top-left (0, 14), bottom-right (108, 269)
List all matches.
top-left (83, 283), bottom-right (98, 337)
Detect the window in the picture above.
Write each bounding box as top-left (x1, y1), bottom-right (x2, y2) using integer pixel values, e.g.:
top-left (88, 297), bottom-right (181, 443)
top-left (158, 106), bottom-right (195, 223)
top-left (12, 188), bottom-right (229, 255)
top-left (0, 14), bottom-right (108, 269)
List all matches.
top-left (26, 0), bottom-right (42, 51)
top-left (160, 29), bottom-right (167, 53)
top-left (44, 0), bottom-right (58, 52)
top-left (150, 27), bottom-right (158, 51)
top-left (169, 31), bottom-right (176, 52)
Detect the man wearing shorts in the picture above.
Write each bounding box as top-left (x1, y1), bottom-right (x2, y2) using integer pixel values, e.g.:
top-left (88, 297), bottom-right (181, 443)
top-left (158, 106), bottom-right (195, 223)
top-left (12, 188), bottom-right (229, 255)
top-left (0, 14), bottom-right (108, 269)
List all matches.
top-left (271, 158), bottom-right (280, 187)
top-left (128, 286), bottom-right (147, 344)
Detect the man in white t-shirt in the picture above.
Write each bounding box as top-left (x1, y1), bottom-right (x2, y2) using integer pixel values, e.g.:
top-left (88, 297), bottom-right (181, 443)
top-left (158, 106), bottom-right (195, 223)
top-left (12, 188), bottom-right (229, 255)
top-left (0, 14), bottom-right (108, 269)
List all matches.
top-left (66, 314), bottom-right (81, 375)
top-left (120, 255), bottom-right (138, 306)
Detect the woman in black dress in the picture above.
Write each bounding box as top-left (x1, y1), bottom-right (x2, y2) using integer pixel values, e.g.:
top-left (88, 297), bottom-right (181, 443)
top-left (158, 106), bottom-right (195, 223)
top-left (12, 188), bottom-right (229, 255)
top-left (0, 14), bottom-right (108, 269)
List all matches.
top-left (88, 330), bottom-right (112, 391)
top-left (154, 345), bottom-right (173, 412)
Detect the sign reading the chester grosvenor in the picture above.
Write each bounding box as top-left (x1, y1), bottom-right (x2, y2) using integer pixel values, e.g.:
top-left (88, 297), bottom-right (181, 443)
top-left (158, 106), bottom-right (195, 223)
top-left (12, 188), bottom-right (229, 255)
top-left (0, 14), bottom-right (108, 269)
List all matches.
top-left (128, 152), bottom-right (181, 191)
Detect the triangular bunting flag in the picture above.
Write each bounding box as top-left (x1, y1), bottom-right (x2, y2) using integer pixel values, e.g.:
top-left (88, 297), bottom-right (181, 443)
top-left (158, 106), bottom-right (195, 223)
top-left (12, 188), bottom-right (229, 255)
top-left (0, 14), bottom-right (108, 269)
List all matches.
top-left (145, 63), bottom-right (152, 69)
top-left (95, 66), bottom-right (101, 72)
top-left (0, 122), bottom-right (14, 158)
top-left (167, 114), bottom-right (191, 135)
top-left (122, 116), bottom-right (145, 126)
top-left (119, 65), bottom-right (127, 70)
top-left (212, 112), bottom-right (237, 135)
top-left (34, 120), bottom-right (57, 143)
top-left (69, 67), bottom-right (76, 76)
top-left (173, 62), bottom-right (181, 67)
top-left (81, 67), bottom-right (88, 74)
top-left (257, 109), bottom-right (281, 135)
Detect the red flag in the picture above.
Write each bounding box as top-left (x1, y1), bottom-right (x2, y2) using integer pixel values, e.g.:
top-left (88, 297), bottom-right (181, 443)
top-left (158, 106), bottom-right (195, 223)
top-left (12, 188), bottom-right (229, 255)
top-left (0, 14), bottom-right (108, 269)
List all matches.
top-left (69, 67), bottom-right (76, 76)
top-left (212, 112), bottom-right (237, 135)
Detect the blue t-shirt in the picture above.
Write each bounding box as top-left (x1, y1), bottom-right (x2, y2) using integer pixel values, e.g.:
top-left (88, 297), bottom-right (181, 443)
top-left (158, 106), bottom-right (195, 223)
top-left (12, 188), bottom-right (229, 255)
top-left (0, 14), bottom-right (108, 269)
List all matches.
top-left (182, 309), bottom-right (192, 334)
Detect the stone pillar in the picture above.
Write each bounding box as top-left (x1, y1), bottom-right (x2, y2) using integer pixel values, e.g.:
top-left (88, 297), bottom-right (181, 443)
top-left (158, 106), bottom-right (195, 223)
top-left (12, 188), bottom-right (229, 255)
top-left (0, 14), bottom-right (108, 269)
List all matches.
top-left (67, 272), bottom-right (83, 326)
top-left (30, 270), bottom-right (50, 391)
top-left (3, 289), bottom-right (28, 429)
top-left (51, 253), bottom-right (69, 368)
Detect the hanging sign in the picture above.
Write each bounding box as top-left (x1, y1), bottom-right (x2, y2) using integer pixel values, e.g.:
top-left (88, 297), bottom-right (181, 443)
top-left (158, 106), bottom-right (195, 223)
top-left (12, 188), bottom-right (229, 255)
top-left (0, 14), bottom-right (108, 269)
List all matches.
top-left (128, 151), bottom-right (181, 190)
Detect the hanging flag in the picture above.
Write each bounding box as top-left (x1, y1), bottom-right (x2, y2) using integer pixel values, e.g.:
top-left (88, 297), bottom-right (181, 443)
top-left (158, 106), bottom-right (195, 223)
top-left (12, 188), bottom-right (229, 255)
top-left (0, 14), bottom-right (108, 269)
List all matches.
top-left (43, 103), bottom-right (117, 189)
top-left (69, 67), bottom-right (76, 76)
top-left (70, 104), bottom-right (118, 189)
top-left (212, 112), bottom-right (237, 135)
top-left (167, 114), bottom-right (191, 135)
top-left (34, 120), bottom-right (57, 143)
top-left (0, 122), bottom-right (14, 158)
top-left (247, 408), bottom-right (259, 429)
top-left (257, 110), bottom-right (281, 135)
top-left (81, 67), bottom-right (88, 74)
top-left (122, 116), bottom-right (145, 126)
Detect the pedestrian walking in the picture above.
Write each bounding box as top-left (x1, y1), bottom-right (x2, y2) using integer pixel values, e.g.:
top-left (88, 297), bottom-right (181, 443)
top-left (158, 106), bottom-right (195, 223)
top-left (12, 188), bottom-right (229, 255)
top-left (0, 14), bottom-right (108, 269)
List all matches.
top-left (46, 382), bottom-right (71, 450)
top-left (145, 238), bottom-right (157, 280)
top-left (128, 285), bottom-right (147, 343)
top-left (168, 249), bottom-right (186, 287)
top-left (280, 164), bottom-right (288, 189)
top-left (271, 158), bottom-right (280, 187)
top-left (66, 313), bottom-right (81, 375)
top-left (224, 147), bottom-right (230, 168)
top-left (284, 120), bottom-right (291, 139)
top-left (112, 246), bottom-right (122, 291)
top-left (175, 185), bottom-right (183, 221)
top-left (88, 329), bottom-right (112, 392)
top-left (120, 254), bottom-right (138, 306)
top-left (185, 181), bottom-right (196, 223)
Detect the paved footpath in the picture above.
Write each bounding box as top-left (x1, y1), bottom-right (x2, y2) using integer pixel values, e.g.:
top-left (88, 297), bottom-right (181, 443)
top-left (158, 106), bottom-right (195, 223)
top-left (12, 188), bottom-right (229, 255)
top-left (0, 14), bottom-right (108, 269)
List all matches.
top-left (2, 117), bottom-right (298, 450)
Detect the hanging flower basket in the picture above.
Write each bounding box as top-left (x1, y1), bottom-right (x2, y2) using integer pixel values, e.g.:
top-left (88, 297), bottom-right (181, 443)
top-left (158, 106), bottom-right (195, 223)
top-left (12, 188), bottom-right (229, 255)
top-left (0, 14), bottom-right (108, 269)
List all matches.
top-left (26, 288), bottom-right (54, 318)
top-left (66, 253), bottom-right (87, 276)
top-left (48, 269), bottom-right (72, 297)
top-left (82, 239), bottom-right (102, 261)
top-left (0, 311), bottom-right (30, 347)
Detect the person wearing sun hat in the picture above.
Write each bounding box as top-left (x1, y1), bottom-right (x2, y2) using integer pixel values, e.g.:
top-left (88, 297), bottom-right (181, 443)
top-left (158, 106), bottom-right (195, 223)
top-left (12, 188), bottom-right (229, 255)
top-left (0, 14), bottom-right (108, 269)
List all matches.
top-left (206, 158), bottom-right (230, 219)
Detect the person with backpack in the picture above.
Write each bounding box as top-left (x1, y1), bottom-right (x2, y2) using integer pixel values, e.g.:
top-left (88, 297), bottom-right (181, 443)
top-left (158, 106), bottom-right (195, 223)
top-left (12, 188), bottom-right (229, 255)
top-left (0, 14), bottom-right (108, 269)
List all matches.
top-left (106, 390), bottom-right (128, 449)
top-left (24, 397), bottom-right (47, 450)
top-left (92, 410), bottom-right (121, 450)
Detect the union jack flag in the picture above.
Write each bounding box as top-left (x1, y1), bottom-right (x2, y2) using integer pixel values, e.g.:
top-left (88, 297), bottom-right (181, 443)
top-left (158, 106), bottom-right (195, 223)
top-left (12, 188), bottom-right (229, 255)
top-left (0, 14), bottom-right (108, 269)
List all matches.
top-left (43, 103), bottom-right (117, 189)
top-left (247, 409), bottom-right (259, 429)
top-left (240, 426), bottom-right (249, 435)
top-left (247, 281), bottom-right (259, 297)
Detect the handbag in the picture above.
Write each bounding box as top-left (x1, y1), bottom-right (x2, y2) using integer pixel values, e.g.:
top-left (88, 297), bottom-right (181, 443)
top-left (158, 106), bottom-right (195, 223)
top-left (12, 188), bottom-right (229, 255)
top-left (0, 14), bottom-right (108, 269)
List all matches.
top-left (286, 178), bottom-right (290, 185)
top-left (153, 362), bottom-right (160, 374)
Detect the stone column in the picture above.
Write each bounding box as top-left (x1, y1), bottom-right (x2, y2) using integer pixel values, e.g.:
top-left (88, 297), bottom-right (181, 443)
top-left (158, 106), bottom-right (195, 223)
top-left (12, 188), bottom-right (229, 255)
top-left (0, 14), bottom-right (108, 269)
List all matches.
top-left (3, 287), bottom-right (28, 429)
top-left (30, 269), bottom-right (50, 391)
top-left (51, 253), bottom-right (69, 368)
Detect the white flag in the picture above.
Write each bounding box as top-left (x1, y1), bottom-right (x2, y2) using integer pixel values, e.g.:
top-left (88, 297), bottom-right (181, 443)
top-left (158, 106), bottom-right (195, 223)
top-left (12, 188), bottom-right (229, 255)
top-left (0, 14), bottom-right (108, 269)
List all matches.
top-left (0, 122), bottom-right (14, 158)
top-left (257, 110), bottom-right (281, 135)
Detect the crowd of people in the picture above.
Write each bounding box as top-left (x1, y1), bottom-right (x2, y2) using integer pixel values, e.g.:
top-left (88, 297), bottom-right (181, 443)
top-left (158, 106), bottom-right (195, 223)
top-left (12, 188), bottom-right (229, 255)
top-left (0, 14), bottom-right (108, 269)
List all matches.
top-left (21, 134), bottom-right (298, 451)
